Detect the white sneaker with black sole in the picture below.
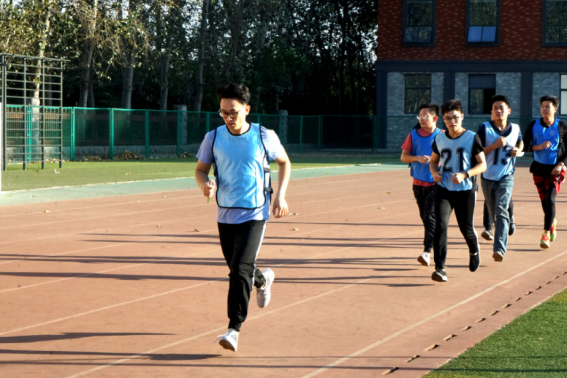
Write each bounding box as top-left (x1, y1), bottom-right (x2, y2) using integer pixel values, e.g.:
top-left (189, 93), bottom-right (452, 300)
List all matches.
top-left (257, 268), bottom-right (275, 308)
top-left (214, 328), bottom-right (239, 352)
top-left (417, 252), bottom-right (430, 267)
top-left (431, 268), bottom-right (448, 282)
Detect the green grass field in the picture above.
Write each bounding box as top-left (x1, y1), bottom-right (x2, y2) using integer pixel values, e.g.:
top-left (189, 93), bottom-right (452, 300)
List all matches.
top-left (1, 155), bottom-right (403, 191)
top-left (425, 286), bottom-right (567, 377)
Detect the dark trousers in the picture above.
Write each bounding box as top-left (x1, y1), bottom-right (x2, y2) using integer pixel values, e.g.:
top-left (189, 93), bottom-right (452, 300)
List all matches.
top-left (413, 185), bottom-right (437, 253)
top-left (218, 220), bottom-right (267, 332)
top-left (540, 185), bottom-right (557, 231)
top-left (434, 187), bottom-right (480, 270)
top-left (483, 199), bottom-right (514, 231)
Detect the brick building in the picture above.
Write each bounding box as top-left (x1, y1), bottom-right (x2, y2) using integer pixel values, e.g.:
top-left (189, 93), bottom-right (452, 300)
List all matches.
top-left (375, 0), bottom-right (567, 149)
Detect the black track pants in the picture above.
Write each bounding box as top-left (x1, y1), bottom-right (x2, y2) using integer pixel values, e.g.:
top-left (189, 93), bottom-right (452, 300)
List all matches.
top-left (413, 185), bottom-right (437, 253)
top-left (434, 187), bottom-right (480, 270)
top-left (218, 220), bottom-right (267, 332)
top-left (540, 185), bottom-right (557, 231)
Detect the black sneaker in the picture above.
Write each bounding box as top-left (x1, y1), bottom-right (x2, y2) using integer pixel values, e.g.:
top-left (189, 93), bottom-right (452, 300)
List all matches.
top-left (432, 269), bottom-right (448, 282)
top-left (509, 223), bottom-right (516, 236)
top-left (493, 251), bottom-right (504, 262)
top-left (481, 230), bottom-right (494, 241)
top-left (469, 252), bottom-right (481, 272)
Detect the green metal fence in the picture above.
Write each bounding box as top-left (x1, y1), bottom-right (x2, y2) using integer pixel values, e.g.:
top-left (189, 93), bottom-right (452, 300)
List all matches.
top-left (3, 106), bottom-right (540, 164)
top-left (4, 105), bottom-right (67, 167)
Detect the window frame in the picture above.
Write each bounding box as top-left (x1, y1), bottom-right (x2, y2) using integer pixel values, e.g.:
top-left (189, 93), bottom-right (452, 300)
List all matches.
top-left (465, 0), bottom-right (500, 47)
top-left (542, 0), bottom-right (567, 47)
top-left (404, 73), bottom-right (432, 114)
top-left (402, 0), bottom-right (436, 47)
top-left (468, 74), bottom-right (496, 115)
top-left (560, 74), bottom-right (567, 115)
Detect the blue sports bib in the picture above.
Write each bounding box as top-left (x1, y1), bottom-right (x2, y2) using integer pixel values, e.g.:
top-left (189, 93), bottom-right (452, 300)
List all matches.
top-left (533, 118), bottom-right (560, 165)
top-left (410, 128), bottom-right (441, 183)
top-left (435, 130), bottom-right (476, 191)
top-left (482, 122), bottom-right (521, 181)
top-left (212, 124), bottom-right (271, 209)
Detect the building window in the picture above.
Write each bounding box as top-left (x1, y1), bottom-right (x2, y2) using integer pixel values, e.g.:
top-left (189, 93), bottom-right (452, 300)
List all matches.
top-left (469, 74), bottom-right (496, 114)
top-left (405, 74), bottom-right (431, 114)
top-left (467, 0), bottom-right (499, 44)
top-left (403, 0), bottom-right (435, 45)
top-left (561, 75), bottom-right (567, 115)
top-left (544, 0), bottom-right (567, 45)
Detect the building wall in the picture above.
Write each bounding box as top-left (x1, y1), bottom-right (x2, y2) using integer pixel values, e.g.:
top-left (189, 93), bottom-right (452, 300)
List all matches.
top-left (385, 72), bottom-right (444, 149)
top-left (377, 0), bottom-right (567, 61)
top-left (533, 73), bottom-right (560, 117)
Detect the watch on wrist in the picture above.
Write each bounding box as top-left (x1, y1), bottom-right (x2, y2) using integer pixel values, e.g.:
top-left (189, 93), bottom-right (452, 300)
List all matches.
top-left (465, 171), bottom-right (470, 178)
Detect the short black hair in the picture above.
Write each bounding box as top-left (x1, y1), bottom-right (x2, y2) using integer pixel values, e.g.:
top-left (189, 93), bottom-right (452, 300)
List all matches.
top-left (419, 103), bottom-right (440, 117)
top-left (216, 83), bottom-right (251, 105)
top-left (441, 99), bottom-right (463, 116)
top-left (540, 95), bottom-right (560, 109)
top-left (491, 95), bottom-right (511, 109)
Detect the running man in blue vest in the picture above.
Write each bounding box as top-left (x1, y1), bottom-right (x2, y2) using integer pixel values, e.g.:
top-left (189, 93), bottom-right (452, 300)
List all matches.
top-left (523, 95), bottom-right (567, 249)
top-left (429, 99), bottom-right (487, 282)
top-left (401, 103), bottom-right (442, 267)
top-left (195, 83), bottom-right (291, 352)
top-left (477, 95), bottom-right (523, 262)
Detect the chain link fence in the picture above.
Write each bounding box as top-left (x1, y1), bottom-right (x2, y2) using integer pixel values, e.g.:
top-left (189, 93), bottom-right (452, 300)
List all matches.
top-left (3, 106), bottom-right (538, 162)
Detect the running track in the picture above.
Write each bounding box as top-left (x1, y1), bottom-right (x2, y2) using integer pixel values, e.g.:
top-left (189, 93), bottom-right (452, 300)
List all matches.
top-left (0, 166), bottom-right (566, 377)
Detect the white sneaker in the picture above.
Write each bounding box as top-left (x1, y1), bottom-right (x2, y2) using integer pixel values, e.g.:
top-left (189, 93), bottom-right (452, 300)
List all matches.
top-left (257, 268), bottom-right (275, 308)
top-left (417, 252), bottom-right (430, 267)
top-left (214, 328), bottom-right (239, 352)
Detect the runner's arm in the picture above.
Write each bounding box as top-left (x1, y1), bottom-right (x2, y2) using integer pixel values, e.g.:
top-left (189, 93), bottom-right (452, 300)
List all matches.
top-left (195, 160), bottom-right (215, 197)
top-left (272, 153), bottom-right (291, 218)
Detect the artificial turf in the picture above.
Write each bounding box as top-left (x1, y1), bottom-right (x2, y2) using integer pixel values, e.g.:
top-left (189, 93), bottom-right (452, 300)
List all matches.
top-left (425, 287), bottom-right (567, 377)
top-left (1, 155), bottom-right (403, 191)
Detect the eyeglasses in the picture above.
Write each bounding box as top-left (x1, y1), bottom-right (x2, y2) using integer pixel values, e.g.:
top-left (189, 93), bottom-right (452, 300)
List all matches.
top-left (219, 109), bottom-right (245, 119)
top-left (416, 115), bottom-right (433, 120)
top-left (443, 115), bottom-right (461, 122)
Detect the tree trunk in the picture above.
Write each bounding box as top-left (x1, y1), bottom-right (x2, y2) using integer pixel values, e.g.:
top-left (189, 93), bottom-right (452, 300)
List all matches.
top-left (121, 49), bottom-right (136, 109)
top-left (87, 77), bottom-right (95, 107)
top-left (78, 0), bottom-right (98, 107)
top-left (194, 0), bottom-right (210, 112)
top-left (159, 54), bottom-right (170, 110)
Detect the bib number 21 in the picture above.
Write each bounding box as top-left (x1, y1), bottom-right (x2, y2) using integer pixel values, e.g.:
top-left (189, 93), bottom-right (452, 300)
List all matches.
top-left (441, 148), bottom-right (466, 173)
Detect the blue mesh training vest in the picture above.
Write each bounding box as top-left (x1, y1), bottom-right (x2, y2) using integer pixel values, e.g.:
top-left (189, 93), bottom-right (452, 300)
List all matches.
top-left (435, 130), bottom-right (476, 191)
top-left (482, 122), bottom-right (521, 181)
top-left (410, 128), bottom-right (441, 183)
top-left (533, 118), bottom-right (560, 165)
top-left (211, 124), bottom-right (271, 209)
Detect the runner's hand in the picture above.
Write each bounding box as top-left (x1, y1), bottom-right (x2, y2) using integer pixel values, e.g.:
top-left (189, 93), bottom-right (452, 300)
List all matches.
top-left (433, 172), bottom-right (443, 183)
top-left (493, 137), bottom-right (507, 149)
top-left (417, 155), bottom-right (431, 164)
top-left (510, 147), bottom-right (521, 157)
top-left (538, 141), bottom-right (552, 150)
top-left (552, 163), bottom-right (565, 176)
top-left (451, 172), bottom-right (467, 184)
top-left (202, 179), bottom-right (216, 198)
top-left (272, 196), bottom-right (288, 218)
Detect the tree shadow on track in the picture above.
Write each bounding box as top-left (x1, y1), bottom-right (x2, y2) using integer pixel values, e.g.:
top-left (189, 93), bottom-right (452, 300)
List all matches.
top-left (0, 333), bottom-right (172, 344)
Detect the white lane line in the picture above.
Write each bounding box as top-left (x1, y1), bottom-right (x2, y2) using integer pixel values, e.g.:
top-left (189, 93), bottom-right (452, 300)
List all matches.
top-left (63, 273), bottom-right (392, 378)
top-left (0, 205), bottom-right (417, 293)
top-left (64, 223), bottom-right (567, 378)
top-left (0, 187), bottom-right (412, 244)
top-left (0, 225), bottom-right (423, 338)
top-left (0, 176), bottom-right (405, 230)
top-left (300, 249), bottom-right (567, 378)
